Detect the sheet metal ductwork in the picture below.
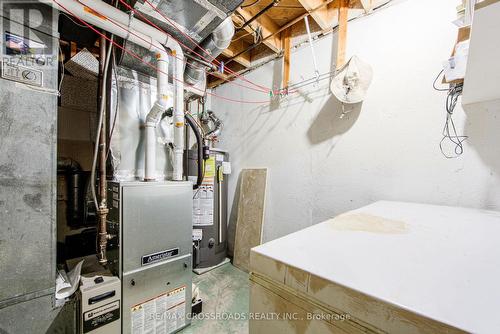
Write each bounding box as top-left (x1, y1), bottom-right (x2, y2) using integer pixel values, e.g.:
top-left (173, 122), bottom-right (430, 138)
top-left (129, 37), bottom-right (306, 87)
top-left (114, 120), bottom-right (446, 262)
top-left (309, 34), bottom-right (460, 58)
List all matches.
top-left (120, 3), bottom-right (237, 87)
top-left (184, 17), bottom-right (235, 86)
top-left (130, 0), bottom-right (242, 50)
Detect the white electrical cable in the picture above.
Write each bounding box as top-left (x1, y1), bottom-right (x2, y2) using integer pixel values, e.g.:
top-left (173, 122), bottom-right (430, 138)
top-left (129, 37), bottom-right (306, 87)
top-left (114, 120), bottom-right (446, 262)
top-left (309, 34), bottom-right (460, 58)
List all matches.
top-left (15, 45), bottom-right (65, 96)
top-left (58, 44), bottom-right (65, 94)
top-left (304, 16), bottom-right (319, 81)
top-left (60, 11), bottom-right (89, 28)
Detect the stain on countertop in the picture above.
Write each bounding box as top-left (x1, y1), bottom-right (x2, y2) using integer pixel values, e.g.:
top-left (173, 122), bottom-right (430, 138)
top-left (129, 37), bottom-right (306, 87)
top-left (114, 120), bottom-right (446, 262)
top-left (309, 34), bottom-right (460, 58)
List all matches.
top-left (329, 213), bottom-right (408, 234)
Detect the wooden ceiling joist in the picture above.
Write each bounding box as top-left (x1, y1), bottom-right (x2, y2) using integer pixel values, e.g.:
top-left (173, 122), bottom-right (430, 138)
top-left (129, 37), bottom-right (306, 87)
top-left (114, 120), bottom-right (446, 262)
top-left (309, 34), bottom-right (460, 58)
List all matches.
top-left (282, 27), bottom-right (292, 89)
top-left (336, 0), bottom-right (349, 69)
top-left (297, 0), bottom-right (335, 30)
top-left (221, 40), bottom-right (252, 68)
top-left (234, 6), bottom-right (282, 53)
top-left (353, 0), bottom-right (373, 12)
top-left (208, 68), bottom-right (247, 89)
top-left (209, 0), bottom-right (389, 88)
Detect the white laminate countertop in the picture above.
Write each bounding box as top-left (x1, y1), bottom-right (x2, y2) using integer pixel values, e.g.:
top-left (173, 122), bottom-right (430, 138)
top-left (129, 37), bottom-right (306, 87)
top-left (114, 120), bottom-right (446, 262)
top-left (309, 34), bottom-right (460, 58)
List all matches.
top-left (252, 201), bottom-right (500, 333)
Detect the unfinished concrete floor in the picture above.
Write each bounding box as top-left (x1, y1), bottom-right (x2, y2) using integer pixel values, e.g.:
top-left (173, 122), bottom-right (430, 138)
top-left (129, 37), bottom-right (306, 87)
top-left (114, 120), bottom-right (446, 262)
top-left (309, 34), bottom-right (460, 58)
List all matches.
top-left (180, 263), bottom-right (249, 334)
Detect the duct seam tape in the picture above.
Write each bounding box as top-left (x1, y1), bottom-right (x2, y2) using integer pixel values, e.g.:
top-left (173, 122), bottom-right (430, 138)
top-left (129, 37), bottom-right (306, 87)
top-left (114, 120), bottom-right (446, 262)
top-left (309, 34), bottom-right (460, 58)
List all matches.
top-left (83, 6), bottom-right (107, 20)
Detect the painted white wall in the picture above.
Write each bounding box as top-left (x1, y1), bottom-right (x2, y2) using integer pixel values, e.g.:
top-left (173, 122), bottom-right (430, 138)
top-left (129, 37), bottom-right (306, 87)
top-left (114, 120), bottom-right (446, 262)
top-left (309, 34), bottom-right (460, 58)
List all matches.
top-left (212, 0), bottom-right (500, 244)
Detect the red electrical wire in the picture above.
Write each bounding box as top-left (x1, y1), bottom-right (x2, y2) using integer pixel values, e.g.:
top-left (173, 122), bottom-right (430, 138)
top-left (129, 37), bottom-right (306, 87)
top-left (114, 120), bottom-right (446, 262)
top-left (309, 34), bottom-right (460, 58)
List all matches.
top-left (119, 1), bottom-right (297, 96)
top-left (117, 0), bottom-right (269, 93)
top-left (118, 0), bottom-right (213, 69)
top-left (120, 0), bottom-right (271, 93)
top-left (52, 0), bottom-right (271, 104)
top-left (122, 0), bottom-right (294, 96)
top-left (142, 0), bottom-right (218, 64)
top-left (77, 0), bottom-right (268, 94)
top-left (134, 0), bottom-right (273, 93)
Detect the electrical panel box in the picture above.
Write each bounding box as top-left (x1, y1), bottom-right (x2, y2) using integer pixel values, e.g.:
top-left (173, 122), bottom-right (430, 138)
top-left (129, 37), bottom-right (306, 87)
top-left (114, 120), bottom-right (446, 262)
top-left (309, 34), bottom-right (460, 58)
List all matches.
top-left (107, 181), bottom-right (193, 333)
top-left (78, 275), bottom-right (121, 334)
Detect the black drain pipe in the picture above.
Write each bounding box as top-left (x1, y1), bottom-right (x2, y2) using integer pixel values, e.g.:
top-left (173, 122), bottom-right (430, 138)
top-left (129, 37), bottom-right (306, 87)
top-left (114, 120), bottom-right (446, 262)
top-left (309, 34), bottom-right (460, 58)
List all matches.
top-left (185, 113), bottom-right (204, 189)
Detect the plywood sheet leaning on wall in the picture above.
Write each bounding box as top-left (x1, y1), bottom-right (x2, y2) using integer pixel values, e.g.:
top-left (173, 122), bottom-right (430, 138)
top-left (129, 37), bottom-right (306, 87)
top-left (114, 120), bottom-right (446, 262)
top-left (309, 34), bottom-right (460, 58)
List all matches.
top-left (233, 168), bottom-right (268, 272)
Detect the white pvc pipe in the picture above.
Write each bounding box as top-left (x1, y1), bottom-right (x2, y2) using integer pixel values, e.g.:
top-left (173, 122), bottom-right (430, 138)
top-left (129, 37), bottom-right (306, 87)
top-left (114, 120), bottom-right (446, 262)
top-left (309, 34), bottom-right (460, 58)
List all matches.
top-left (50, 0), bottom-right (185, 181)
top-left (52, 0), bottom-right (158, 52)
top-left (172, 56), bottom-right (185, 181)
top-left (77, 0), bottom-right (169, 44)
top-left (74, 0), bottom-right (185, 52)
top-left (144, 56), bottom-right (169, 181)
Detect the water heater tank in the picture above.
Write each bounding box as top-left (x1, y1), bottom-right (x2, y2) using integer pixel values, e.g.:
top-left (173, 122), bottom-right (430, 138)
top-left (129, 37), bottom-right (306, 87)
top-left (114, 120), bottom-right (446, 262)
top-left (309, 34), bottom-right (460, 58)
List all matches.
top-left (188, 148), bottom-right (229, 269)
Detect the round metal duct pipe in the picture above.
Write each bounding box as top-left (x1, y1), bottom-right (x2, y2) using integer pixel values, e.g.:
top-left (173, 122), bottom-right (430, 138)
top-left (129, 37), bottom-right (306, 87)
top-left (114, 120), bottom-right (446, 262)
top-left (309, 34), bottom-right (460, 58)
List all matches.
top-left (184, 17), bottom-right (235, 86)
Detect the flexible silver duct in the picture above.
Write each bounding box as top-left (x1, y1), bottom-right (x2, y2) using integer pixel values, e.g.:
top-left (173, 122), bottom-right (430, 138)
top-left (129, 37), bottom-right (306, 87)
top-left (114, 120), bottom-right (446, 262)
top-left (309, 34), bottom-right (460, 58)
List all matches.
top-left (184, 17), bottom-right (235, 86)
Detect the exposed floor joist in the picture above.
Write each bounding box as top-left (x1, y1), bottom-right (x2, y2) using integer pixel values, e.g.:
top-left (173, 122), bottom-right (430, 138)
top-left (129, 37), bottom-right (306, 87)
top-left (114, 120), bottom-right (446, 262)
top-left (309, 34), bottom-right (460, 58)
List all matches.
top-left (208, 68), bottom-right (248, 88)
top-left (209, 0), bottom-right (391, 88)
top-left (355, 0), bottom-right (374, 12)
top-left (336, 0), bottom-right (349, 69)
top-left (234, 6), bottom-right (282, 53)
top-left (282, 27), bottom-right (292, 88)
top-left (297, 0), bottom-right (334, 30)
top-left (221, 40), bottom-right (252, 68)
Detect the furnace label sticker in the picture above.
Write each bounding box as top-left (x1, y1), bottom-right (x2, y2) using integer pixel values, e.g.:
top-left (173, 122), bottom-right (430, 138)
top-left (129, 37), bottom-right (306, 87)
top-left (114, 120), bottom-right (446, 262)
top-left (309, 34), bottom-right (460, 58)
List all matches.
top-left (204, 157), bottom-right (216, 178)
top-left (191, 157), bottom-right (216, 226)
top-left (131, 286), bottom-right (186, 334)
top-left (83, 300), bottom-right (120, 333)
top-left (193, 228), bottom-right (203, 241)
top-left (192, 183), bottom-right (214, 226)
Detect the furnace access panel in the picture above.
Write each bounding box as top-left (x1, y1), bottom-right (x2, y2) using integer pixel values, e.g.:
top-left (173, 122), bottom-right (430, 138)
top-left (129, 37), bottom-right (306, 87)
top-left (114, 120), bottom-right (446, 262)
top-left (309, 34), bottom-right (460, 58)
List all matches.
top-left (107, 181), bottom-right (193, 333)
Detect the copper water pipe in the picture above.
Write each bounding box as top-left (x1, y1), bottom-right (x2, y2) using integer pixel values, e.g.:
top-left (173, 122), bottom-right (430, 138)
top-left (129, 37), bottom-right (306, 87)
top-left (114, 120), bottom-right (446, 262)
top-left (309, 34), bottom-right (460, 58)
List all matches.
top-left (97, 35), bottom-right (109, 265)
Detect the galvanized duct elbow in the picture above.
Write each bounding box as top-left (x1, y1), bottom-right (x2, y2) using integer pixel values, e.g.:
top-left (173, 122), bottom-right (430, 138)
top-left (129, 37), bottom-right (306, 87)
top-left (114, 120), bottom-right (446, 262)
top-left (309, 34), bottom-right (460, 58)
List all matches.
top-left (184, 17), bottom-right (235, 86)
top-left (204, 110), bottom-right (223, 138)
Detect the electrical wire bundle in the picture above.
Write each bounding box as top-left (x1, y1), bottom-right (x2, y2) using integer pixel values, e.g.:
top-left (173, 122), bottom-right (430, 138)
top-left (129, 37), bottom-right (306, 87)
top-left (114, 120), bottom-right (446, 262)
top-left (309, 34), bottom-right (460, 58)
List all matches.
top-left (433, 70), bottom-right (467, 158)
